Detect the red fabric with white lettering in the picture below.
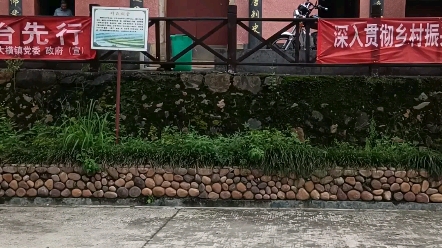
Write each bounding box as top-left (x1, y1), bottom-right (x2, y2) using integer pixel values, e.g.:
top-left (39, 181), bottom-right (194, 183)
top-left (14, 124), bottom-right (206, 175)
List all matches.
top-left (0, 17), bottom-right (95, 60)
top-left (317, 18), bottom-right (442, 64)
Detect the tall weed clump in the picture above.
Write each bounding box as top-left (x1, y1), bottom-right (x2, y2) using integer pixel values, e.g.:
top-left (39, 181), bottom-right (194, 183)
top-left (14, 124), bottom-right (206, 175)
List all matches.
top-left (0, 117), bottom-right (22, 160)
top-left (58, 101), bottom-right (114, 153)
top-left (57, 100), bottom-right (114, 174)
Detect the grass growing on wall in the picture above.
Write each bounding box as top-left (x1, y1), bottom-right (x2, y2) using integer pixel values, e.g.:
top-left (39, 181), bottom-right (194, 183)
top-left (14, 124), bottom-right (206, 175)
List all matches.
top-left (1, 101), bottom-right (442, 176)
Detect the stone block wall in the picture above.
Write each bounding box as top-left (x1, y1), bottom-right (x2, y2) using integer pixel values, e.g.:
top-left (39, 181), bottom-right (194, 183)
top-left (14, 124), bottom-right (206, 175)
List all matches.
top-left (1, 165), bottom-right (442, 203)
top-left (3, 71), bottom-right (442, 149)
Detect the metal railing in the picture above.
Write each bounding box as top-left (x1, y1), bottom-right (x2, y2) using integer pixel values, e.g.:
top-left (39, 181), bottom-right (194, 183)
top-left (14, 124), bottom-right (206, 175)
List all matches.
top-left (92, 5), bottom-right (319, 72)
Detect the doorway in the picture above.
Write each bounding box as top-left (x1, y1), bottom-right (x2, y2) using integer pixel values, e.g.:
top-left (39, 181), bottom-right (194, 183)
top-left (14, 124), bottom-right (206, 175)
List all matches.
top-left (406, 0), bottom-right (442, 17)
top-left (38, 0), bottom-right (75, 16)
top-left (166, 0), bottom-right (228, 62)
top-left (318, 0), bottom-right (360, 18)
top-left (166, 0), bottom-right (228, 45)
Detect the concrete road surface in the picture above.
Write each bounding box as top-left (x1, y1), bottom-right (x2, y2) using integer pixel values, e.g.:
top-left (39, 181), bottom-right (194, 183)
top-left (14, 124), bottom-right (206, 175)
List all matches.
top-left (0, 206), bottom-right (441, 248)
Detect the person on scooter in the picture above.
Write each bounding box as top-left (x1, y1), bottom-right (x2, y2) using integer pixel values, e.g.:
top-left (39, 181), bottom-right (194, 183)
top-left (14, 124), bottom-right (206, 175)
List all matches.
top-left (297, 1), bottom-right (315, 17)
top-left (275, 0), bottom-right (326, 51)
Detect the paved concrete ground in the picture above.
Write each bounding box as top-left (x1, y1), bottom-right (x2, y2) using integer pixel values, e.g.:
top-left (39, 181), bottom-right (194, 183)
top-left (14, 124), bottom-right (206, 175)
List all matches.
top-left (0, 206), bottom-right (441, 248)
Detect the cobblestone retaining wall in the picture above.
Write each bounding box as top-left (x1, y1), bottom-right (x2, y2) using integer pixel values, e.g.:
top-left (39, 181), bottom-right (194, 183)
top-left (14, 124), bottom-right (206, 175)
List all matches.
top-left (1, 165), bottom-right (442, 203)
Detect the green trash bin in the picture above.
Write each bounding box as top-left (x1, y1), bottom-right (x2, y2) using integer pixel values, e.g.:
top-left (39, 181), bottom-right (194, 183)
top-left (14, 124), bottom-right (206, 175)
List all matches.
top-left (170, 34), bottom-right (193, 71)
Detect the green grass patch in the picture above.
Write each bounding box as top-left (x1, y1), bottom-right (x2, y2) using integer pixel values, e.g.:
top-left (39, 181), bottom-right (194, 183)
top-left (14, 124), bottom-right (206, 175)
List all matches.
top-left (1, 101), bottom-right (442, 177)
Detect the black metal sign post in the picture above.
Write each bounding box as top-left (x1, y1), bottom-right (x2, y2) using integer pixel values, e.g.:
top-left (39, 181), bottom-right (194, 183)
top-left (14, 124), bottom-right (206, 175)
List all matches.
top-left (9, 0), bottom-right (22, 16)
top-left (370, 0), bottom-right (384, 17)
top-left (130, 0), bottom-right (143, 8)
top-left (248, 0), bottom-right (262, 49)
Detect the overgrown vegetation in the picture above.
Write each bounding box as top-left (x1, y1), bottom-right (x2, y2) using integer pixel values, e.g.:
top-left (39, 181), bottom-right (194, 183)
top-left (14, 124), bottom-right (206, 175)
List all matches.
top-left (145, 195), bottom-right (155, 204)
top-left (3, 75), bottom-right (442, 150)
top-left (81, 63), bottom-right (116, 72)
top-left (4, 58), bottom-right (23, 90)
top-left (1, 101), bottom-right (442, 177)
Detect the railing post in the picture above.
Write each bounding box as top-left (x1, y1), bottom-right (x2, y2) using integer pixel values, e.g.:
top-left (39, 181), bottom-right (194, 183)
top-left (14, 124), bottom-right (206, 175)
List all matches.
top-left (227, 5), bottom-right (238, 72)
top-left (89, 4), bottom-right (100, 72)
top-left (305, 22), bottom-right (310, 63)
top-left (155, 20), bottom-right (161, 61)
top-left (158, 20), bottom-right (173, 71)
top-left (370, 3), bottom-right (382, 76)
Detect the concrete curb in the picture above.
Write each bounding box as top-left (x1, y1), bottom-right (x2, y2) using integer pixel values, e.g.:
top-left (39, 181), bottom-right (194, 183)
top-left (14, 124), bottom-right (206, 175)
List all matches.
top-left (2, 197), bottom-right (442, 210)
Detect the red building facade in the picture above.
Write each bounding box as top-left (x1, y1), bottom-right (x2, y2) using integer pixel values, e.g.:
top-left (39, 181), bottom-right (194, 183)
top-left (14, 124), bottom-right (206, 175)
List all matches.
top-left (0, 0), bottom-right (437, 46)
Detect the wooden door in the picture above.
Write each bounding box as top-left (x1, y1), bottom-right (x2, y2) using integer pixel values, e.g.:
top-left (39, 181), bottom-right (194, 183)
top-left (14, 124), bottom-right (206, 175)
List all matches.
top-left (195, 0), bottom-right (228, 45)
top-left (167, 0), bottom-right (197, 40)
top-left (167, 0), bottom-right (228, 45)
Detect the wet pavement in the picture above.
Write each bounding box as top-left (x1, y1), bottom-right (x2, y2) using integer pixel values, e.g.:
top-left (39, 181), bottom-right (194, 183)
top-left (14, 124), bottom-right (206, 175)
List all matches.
top-left (0, 206), bottom-right (441, 248)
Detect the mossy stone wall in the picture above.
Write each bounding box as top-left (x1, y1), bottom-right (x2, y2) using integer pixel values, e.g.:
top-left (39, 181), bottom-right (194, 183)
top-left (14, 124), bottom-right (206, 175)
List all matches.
top-left (1, 70), bottom-right (441, 149)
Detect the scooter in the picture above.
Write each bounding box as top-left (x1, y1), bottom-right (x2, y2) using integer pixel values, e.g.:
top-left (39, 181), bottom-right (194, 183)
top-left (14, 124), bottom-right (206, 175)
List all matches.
top-left (272, 1), bottom-right (328, 51)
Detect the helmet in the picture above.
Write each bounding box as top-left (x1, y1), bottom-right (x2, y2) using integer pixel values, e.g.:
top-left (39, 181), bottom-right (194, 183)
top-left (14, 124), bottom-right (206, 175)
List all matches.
top-left (297, 2), bottom-right (314, 16)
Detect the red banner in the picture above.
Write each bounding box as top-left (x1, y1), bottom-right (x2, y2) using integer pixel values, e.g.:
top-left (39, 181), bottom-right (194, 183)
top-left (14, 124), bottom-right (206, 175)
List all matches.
top-left (0, 17), bottom-right (95, 60)
top-left (317, 18), bottom-right (442, 64)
